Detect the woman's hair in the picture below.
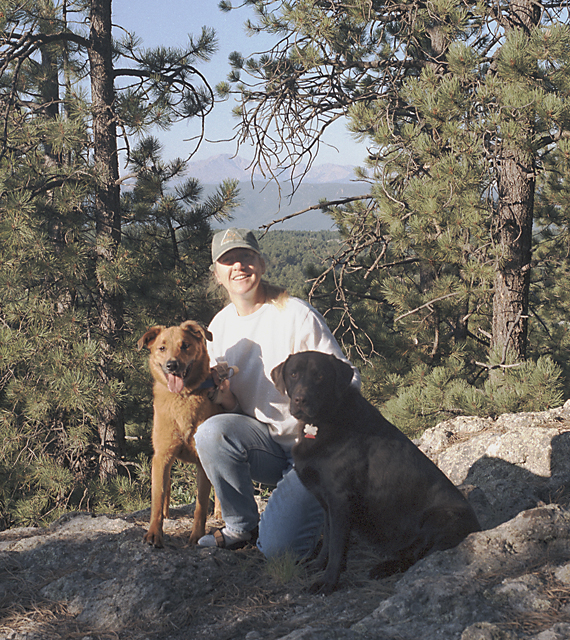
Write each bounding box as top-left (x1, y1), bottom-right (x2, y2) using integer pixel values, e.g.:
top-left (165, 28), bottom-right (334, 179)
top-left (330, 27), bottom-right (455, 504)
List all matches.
top-left (262, 280), bottom-right (289, 309)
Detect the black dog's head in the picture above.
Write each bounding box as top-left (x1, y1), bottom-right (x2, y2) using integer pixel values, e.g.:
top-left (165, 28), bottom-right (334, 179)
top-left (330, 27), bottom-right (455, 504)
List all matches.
top-left (271, 351), bottom-right (354, 422)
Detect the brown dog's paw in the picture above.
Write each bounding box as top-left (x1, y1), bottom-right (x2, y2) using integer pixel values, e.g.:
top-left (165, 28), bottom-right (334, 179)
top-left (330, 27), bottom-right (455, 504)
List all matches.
top-left (188, 530), bottom-right (205, 545)
top-left (143, 530), bottom-right (164, 548)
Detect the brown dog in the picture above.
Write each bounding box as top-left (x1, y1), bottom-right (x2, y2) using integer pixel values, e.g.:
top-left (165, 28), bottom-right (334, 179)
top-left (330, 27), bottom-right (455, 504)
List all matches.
top-left (138, 320), bottom-right (223, 547)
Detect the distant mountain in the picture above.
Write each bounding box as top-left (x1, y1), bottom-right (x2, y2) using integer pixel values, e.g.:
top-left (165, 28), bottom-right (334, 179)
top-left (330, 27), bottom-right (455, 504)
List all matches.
top-left (186, 153), bottom-right (357, 185)
top-left (189, 154), bottom-right (367, 231)
top-left (187, 154), bottom-right (257, 183)
top-left (303, 163), bottom-right (358, 184)
top-left (207, 180), bottom-right (368, 232)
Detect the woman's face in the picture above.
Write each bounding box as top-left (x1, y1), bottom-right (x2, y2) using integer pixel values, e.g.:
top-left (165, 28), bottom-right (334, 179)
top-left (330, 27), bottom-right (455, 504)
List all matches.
top-left (214, 248), bottom-right (266, 301)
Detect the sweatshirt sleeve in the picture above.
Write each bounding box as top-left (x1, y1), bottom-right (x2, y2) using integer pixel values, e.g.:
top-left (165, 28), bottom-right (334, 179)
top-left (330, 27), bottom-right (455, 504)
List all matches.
top-left (295, 301), bottom-right (361, 390)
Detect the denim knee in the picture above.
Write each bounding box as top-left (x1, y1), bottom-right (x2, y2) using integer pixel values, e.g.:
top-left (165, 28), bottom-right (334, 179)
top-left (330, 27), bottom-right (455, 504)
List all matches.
top-left (194, 414), bottom-right (241, 462)
top-left (257, 468), bottom-right (323, 561)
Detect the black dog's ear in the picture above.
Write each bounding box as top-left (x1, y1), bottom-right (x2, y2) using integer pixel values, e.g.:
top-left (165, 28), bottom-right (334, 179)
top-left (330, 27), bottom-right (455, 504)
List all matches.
top-left (270, 358), bottom-right (288, 396)
top-left (332, 356), bottom-right (354, 397)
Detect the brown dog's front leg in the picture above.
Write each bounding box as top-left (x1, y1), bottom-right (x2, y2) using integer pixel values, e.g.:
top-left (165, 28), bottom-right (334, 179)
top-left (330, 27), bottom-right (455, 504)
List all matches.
top-left (163, 474), bottom-right (171, 520)
top-left (213, 494), bottom-right (222, 520)
top-left (189, 462), bottom-right (212, 544)
top-left (144, 453), bottom-right (173, 548)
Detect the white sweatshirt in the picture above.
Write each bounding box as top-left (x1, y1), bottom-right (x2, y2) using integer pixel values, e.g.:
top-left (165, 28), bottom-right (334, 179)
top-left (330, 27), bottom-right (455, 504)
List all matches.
top-left (207, 296), bottom-right (360, 451)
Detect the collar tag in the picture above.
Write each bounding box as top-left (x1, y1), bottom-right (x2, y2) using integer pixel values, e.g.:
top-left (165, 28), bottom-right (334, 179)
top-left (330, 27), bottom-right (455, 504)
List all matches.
top-left (304, 424), bottom-right (318, 439)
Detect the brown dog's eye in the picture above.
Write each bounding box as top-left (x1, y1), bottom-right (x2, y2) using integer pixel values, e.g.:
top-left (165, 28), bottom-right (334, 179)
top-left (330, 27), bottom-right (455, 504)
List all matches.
top-left (180, 342), bottom-right (188, 351)
top-left (158, 345), bottom-right (166, 352)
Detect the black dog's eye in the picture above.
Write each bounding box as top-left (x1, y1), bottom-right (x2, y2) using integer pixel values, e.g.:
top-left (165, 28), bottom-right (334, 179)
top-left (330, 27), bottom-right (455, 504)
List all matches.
top-left (289, 371), bottom-right (298, 380)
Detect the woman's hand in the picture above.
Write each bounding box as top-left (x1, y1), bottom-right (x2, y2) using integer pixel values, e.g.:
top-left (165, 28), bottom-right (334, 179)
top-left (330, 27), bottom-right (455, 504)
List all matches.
top-left (211, 368), bottom-right (240, 412)
top-left (216, 378), bottom-right (240, 412)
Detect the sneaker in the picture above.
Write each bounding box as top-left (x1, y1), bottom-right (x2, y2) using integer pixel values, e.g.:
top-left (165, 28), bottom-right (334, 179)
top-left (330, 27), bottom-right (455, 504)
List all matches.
top-left (197, 526), bottom-right (258, 550)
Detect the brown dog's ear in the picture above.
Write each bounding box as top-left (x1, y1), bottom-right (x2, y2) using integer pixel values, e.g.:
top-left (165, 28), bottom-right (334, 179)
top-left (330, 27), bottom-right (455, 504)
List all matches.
top-left (180, 320), bottom-right (213, 343)
top-left (270, 359), bottom-right (289, 396)
top-left (332, 355), bottom-right (354, 397)
top-left (137, 326), bottom-right (165, 350)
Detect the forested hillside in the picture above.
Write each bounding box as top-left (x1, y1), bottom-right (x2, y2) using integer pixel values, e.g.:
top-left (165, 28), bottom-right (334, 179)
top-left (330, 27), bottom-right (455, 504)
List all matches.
top-left (258, 230), bottom-right (341, 298)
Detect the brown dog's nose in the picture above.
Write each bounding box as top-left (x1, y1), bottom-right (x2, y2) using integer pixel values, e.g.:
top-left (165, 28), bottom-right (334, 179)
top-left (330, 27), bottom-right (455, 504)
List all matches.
top-left (165, 359), bottom-right (179, 373)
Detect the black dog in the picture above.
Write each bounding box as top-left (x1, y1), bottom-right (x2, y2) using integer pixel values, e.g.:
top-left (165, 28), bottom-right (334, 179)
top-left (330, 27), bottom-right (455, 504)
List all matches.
top-left (271, 351), bottom-right (480, 595)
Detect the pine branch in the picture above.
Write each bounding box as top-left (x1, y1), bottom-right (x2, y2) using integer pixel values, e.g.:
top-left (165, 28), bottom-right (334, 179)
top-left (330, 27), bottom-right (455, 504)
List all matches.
top-left (258, 194), bottom-right (373, 235)
top-left (394, 292), bottom-right (461, 322)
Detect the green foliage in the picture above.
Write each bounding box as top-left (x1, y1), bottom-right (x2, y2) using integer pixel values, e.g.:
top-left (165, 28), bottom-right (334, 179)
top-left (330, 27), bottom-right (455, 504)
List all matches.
top-left (224, 0), bottom-right (570, 429)
top-left (121, 136), bottom-right (239, 328)
top-left (0, 0), bottom-right (239, 527)
top-left (376, 356), bottom-right (564, 438)
top-left (168, 461), bottom-right (203, 507)
top-left (87, 456), bottom-right (151, 516)
top-left (0, 131), bottom-right (238, 526)
top-left (259, 230), bottom-right (341, 298)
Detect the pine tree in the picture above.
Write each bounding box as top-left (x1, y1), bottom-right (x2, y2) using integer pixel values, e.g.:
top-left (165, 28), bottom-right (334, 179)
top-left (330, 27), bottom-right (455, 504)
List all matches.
top-left (220, 0), bottom-right (570, 424)
top-left (0, 1), bottom-right (238, 526)
top-left (121, 135), bottom-right (239, 327)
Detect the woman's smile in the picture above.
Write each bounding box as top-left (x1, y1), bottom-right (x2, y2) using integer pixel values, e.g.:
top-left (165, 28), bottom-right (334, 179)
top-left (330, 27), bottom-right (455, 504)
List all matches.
top-left (214, 248), bottom-right (267, 315)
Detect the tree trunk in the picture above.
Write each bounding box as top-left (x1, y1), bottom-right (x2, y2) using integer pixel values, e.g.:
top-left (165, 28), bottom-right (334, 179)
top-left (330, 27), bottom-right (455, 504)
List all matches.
top-left (88, 0), bottom-right (125, 480)
top-left (490, 0), bottom-right (539, 363)
top-left (491, 146), bottom-right (535, 361)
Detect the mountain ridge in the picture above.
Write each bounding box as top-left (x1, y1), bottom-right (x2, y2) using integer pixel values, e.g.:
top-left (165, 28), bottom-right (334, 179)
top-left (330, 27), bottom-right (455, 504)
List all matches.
top-left (190, 154), bottom-right (367, 230)
top-left (207, 180), bottom-right (367, 231)
top-left (187, 153), bottom-right (358, 185)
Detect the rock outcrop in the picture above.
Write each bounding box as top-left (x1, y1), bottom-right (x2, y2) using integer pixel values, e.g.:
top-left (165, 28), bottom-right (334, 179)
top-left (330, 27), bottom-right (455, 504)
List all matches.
top-left (2, 402), bottom-right (570, 640)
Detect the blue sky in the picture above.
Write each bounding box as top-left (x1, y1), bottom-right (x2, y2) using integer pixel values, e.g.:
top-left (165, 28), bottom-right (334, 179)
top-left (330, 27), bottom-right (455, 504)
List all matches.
top-left (111, 0), bottom-right (364, 167)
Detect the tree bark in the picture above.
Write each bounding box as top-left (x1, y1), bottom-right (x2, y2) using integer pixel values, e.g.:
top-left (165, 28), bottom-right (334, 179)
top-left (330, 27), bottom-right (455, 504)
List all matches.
top-left (491, 146), bottom-right (535, 361)
top-left (490, 0), bottom-right (539, 363)
top-left (88, 0), bottom-right (125, 480)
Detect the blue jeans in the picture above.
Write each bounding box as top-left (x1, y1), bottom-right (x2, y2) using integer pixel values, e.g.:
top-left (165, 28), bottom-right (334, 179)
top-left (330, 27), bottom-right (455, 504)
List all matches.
top-left (194, 413), bottom-right (324, 559)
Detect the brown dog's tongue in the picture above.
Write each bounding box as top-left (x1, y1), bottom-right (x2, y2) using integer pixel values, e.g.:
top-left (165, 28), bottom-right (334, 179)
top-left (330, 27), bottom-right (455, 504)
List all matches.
top-left (167, 374), bottom-right (184, 394)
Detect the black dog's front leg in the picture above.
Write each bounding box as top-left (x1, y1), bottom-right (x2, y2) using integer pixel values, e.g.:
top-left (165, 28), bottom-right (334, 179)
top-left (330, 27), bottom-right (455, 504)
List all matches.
top-left (309, 505), bottom-right (330, 572)
top-left (309, 502), bottom-right (350, 595)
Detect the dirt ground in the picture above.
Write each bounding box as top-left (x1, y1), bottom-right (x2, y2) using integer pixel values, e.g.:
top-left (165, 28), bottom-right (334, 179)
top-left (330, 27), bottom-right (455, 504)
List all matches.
top-left (0, 506), bottom-right (401, 640)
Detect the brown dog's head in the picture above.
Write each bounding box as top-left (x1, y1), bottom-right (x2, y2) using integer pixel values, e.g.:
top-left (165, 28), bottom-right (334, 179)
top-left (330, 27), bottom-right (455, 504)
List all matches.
top-left (271, 351), bottom-right (354, 422)
top-left (138, 321), bottom-right (213, 394)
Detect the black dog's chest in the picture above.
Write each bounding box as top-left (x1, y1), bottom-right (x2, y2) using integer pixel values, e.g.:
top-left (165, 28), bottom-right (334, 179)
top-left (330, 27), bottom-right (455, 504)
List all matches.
top-left (294, 438), bottom-right (327, 486)
top-left (294, 435), bottom-right (358, 495)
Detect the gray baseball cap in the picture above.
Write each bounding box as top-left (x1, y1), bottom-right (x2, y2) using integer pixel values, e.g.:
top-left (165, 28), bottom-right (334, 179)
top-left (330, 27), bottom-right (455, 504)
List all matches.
top-left (211, 228), bottom-right (261, 263)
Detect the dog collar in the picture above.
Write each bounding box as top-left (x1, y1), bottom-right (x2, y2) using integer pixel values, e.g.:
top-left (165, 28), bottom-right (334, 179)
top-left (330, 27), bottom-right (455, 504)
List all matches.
top-left (198, 377), bottom-right (216, 390)
top-left (304, 424), bottom-right (318, 439)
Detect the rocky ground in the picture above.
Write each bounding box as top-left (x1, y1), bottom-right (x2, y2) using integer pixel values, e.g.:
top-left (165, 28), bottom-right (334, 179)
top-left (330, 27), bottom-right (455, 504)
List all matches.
top-left (3, 403), bottom-right (570, 640)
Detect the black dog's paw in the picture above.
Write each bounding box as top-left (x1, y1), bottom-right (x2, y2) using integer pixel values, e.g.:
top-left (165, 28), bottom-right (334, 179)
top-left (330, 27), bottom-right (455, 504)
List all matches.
top-left (369, 559), bottom-right (406, 579)
top-left (308, 578), bottom-right (337, 596)
top-left (308, 555), bottom-right (328, 572)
